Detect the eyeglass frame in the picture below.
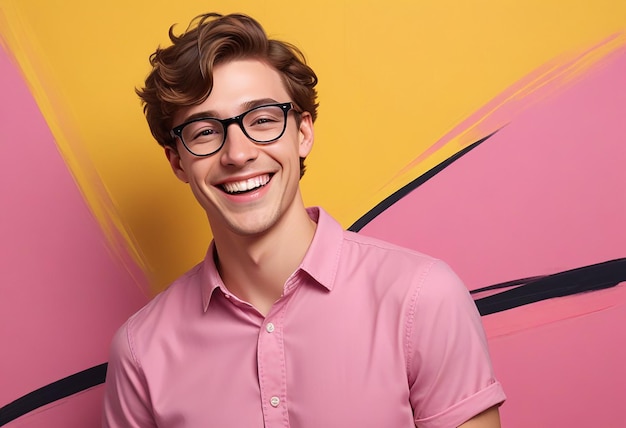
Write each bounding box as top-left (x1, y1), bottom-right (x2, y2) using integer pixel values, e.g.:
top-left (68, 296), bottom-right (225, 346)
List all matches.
top-left (169, 102), bottom-right (299, 157)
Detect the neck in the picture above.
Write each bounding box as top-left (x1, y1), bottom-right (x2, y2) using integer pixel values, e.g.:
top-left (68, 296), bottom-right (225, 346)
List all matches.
top-left (212, 205), bottom-right (316, 316)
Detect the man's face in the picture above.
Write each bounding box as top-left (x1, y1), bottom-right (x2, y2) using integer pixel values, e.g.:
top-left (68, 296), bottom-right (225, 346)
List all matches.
top-left (166, 59), bottom-right (314, 239)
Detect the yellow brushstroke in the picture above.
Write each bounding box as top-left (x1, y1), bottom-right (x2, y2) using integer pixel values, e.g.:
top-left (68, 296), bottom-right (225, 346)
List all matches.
top-left (383, 32), bottom-right (626, 197)
top-left (0, 3), bottom-right (149, 286)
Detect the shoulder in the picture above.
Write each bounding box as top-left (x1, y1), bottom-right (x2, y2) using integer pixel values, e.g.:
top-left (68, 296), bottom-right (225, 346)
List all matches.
top-left (344, 229), bottom-right (435, 259)
top-left (340, 229), bottom-right (445, 282)
top-left (314, 206), bottom-right (438, 271)
top-left (112, 261), bottom-right (205, 354)
top-left (339, 230), bottom-right (477, 336)
top-left (334, 230), bottom-right (468, 318)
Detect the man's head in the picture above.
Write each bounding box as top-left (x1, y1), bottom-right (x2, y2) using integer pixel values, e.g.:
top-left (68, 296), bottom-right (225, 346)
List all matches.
top-left (137, 12), bottom-right (318, 177)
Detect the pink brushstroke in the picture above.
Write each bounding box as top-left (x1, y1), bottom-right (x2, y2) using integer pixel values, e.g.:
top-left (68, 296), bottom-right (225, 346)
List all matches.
top-left (0, 43), bottom-right (149, 425)
top-left (393, 32), bottom-right (626, 180)
top-left (360, 38), bottom-right (626, 427)
top-left (361, 43), bottom-right (626, 290)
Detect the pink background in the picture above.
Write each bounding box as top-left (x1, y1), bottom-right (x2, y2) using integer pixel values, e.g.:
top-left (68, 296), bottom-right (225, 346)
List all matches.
top-left (0, 45), bottom-right (149, 426)
top-left (360, 46), bottom-right (626, 426)
top-left (1, 23), bottom-right (625, 428)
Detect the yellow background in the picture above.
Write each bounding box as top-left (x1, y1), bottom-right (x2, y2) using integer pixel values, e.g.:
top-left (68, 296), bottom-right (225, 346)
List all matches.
top-left (1, 0), bottom-right (624, 290)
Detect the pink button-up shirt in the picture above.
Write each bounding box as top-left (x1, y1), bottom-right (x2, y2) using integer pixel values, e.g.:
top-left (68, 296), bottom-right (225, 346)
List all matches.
top-left (103, 207), bottom-right (505, 428)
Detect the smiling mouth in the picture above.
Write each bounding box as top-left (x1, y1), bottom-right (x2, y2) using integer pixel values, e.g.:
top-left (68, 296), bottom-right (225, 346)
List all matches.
top-left (221, 174), bottom-right (272, 194)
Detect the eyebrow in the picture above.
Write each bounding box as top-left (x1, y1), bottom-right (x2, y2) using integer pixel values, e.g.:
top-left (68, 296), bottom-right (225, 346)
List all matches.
top-left (179, 98), bottom-right (280, 124)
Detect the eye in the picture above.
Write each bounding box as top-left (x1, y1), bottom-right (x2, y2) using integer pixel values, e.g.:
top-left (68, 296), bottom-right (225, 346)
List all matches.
top-left (245, 109), bottom-right (283, 128)
top-left (250, 113), bottom-right (279, 123)
top-left (184, 120), bottom-right (222, 142)
top-left (255, 117), bottom-right (271, 124)
top-left (195, 128), bottom-right (217, 138)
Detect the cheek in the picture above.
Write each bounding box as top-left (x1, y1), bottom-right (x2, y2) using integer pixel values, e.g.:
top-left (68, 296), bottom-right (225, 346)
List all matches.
top-left (283, 148), bottom-right (302, 173)
top-left (285, 139), bottom-right (305, 162)
top-left (184, 159), bottom-right (214, 181)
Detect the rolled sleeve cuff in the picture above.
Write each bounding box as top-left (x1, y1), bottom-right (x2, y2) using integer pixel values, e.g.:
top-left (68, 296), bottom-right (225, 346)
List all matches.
top-left (415, 381), bottom-right (506, 428)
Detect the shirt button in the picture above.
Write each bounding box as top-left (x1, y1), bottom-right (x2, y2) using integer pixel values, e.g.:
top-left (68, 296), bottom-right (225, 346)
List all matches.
top-left (270, 396), bottom-right (280, 407)
top-left (266, 322), bottom-right (275, 333)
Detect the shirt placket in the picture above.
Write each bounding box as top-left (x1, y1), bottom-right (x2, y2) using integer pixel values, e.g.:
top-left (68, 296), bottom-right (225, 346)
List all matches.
top-left (257, 299), bottom-right (290, 427)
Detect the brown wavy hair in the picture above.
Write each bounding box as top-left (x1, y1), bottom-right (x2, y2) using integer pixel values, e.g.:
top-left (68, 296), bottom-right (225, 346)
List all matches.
top-left (137, 13), bottom-right (319, 177)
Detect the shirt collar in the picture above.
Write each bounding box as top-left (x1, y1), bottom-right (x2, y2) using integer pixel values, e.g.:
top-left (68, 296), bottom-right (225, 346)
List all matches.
top-left (199, 242), bottom-right (223, 312)
top-left (298, 207), bottom-right (343, 291)
top-left (199, 206), bottom-right (344, 311)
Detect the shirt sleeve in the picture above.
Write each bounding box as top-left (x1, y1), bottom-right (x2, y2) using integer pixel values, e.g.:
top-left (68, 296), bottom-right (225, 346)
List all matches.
top-left (102, 321), bottom-right (157, 428)
top-left (406, 260), bottom-right (506, 428)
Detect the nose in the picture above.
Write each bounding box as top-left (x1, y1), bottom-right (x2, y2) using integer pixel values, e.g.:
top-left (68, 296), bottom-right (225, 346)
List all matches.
top-left (219, 122), bottom-right (259, 167)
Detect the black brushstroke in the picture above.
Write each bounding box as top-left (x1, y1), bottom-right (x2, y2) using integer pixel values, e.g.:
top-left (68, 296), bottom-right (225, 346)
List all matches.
top-left (473, 258), bottom-right (626, 316)
top-left (3, 260), bottom-right (624, 424)
top-left (348, 131), bottom-right (498, 232)
top-left (470, 276), bottom-right (545, 294)
top-left (0, 363), bottom-right (107, 426)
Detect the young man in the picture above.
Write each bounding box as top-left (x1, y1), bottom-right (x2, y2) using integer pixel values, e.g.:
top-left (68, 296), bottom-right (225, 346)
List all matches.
top-left (103, 13), bottom-right (505, 428)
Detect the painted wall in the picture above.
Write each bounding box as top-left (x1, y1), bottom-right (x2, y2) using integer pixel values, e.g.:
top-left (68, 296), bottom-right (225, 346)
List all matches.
top-left (1, 1), bottom-right (624, 426)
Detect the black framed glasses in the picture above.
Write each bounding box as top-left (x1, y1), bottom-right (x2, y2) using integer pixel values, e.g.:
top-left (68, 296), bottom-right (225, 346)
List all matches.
top-left (170, 102), bottom-right (296, 157)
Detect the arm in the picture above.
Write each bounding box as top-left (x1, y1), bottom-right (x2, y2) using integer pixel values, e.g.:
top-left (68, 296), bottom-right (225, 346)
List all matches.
top-left (458, 406), bottom-right (501, 428)
top-left (408, 261), bottom-right (506, 428)
top-left (102, 323), bottom-right (157, 428)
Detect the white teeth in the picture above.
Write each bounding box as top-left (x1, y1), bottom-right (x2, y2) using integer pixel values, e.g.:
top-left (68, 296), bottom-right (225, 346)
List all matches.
top-left (222, 174), bottom-right (270, 194)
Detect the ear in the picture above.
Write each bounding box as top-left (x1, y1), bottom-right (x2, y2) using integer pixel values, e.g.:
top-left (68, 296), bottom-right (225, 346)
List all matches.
top-left (297, 112), bottom-right (314, 158)
top-left (165, 146), bottom-right (189, 183)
